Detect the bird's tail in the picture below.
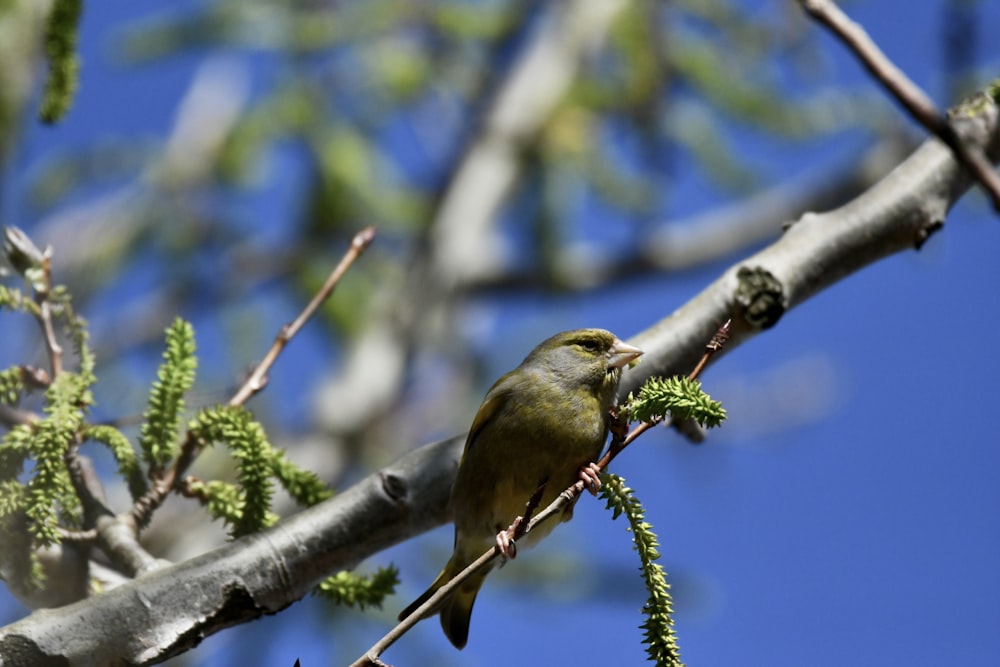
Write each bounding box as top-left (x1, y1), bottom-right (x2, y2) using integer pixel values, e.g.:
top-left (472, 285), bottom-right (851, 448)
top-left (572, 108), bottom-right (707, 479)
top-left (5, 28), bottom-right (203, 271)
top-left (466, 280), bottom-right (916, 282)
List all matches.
top-left (397, 556), bottom-right (490, 650)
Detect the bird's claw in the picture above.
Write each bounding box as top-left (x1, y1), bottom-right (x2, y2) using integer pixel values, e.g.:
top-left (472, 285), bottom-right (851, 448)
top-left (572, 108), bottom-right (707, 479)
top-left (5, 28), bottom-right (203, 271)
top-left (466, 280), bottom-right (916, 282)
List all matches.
top-left (496, 517), bottom-right (522, 562)
top-left (578, 462), bottom-right (602, 496)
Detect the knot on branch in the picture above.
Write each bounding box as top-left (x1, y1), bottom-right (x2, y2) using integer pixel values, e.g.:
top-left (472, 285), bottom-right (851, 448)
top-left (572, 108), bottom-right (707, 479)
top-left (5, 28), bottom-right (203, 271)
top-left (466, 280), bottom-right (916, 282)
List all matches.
top-left (735, 266), bottom-right (785, 329)
top-left (380, 471), bottom-right (408, 503)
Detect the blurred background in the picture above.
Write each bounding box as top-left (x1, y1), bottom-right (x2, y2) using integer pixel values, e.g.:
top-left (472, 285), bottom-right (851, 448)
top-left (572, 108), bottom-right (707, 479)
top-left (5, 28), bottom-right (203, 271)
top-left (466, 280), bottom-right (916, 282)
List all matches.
top-left (1, 0), bottom-right (999, 665)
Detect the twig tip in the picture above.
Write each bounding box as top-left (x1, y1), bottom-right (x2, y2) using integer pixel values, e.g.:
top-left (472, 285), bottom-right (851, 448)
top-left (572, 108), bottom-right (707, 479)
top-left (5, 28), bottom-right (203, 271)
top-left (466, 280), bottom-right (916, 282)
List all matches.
top-left (354, 226), bottom-right (377, 249)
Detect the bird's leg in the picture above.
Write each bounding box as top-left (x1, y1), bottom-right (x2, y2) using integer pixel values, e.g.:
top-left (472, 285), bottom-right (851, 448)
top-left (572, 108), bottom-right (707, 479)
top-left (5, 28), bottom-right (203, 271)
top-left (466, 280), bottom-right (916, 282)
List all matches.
top-left (495, 519), bottom-right (519, 561)
top-left (559, 463), bottom-right (604, 523)
top-left (495, 482), bottom-right (547, 562)
top-left (578, 462), bottom-right (602, 496)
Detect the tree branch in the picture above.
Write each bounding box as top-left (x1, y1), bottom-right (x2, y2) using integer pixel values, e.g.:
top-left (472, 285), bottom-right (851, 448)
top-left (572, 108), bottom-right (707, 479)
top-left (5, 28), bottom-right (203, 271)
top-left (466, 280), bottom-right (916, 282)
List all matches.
top-left (130, 226), bottom-right (375, 529)
top-left (0, 435), bottom-right (460, 665)
top-left (799, 0), bottom-right (1000, 212)
top-left (622, 85), bottom-right (1000, 395)
top-left (228, 226), bottom-right (376, 407)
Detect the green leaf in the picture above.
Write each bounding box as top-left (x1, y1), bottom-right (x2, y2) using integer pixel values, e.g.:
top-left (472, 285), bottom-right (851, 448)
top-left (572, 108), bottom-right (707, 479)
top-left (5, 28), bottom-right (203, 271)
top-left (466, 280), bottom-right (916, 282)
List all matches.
top-left (139, 318), bottom-right (198, 469)
top-left (623, 376), bottom-right (726, 428)
top-left (0, 425), bottom-right (33, 481)
top-left (600, 473), bottom-right (684, 667)
top-left (0, 286), bottom-right (27, 311)
top-left (314, 566), bottom-right (400, 610)
top-left (24, 372), bottom-right (86, 546)
top-left (270, 450), bottom-right (333, 507)
top-left (0, 367), bottom-right (25, 405)
top-left (190, 405), bottom-right (277, 538)
top-left (84, 425), bottom-right (147, 501)
top-left (185, 478), bottom-right (244, 528)
top-left (39, 0), bottom-right (83, 123)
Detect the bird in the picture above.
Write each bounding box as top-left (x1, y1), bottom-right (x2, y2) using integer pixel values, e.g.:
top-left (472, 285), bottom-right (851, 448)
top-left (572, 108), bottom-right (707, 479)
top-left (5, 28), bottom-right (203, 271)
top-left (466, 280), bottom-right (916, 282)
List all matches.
top-left (397, 328), bottom-right (643, 649)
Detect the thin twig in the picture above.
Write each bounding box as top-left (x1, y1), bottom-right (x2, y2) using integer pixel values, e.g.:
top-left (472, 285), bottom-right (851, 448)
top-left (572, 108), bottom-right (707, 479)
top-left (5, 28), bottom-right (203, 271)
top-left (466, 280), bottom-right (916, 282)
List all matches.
top-left (0, 404), bottom-right (41, 427)
top-left (229, 226), bottom-right (377, 407)
top-left (34, 255), bottom-right (64, 377)
top-left (799, 0), bottom-right (1000, 212)
top-left (129, 430), bottom-right (200, 530)
top-left (687, 319), bottom-right (730, 381)
top-left (356, 321), bottom-right (732, 665)
top-left (2, 227), bottom-right (64, 375)
top-left (607, 320), bottom-right (731, 460)
top-left (130, 227), bottom-right (377, 529)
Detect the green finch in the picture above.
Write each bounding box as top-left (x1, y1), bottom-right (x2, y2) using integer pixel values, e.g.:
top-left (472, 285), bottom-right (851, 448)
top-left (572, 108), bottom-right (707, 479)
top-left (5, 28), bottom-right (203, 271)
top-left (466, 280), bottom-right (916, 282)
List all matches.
top-left (398, 328), bottom-right (642, 649)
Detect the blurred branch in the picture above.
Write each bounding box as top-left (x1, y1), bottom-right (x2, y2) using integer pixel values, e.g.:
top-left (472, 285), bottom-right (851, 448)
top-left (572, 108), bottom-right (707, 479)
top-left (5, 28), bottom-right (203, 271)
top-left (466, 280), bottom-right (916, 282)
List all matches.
top-left (0, 0), bottom-right (54, 164)
top-left (461, 134), bottom-right (915, 292)
top-left (116, 0), bottom-right (408, 60)
top-left (3, 83), bottom-right (996, 666)
top-left (624, 87), bottom-right (1000, 392)
top-left (0, 404), bottom-right (40, 429)
top-left (638, 135), bottom-right (913, 271)
top-left (310, 1), bottom-right (630, 444)
top-left (428, 0), bottom-right (628, 287)
top-left (38, 0), bottom-right (82, 123)
top-left (799, 0), bottom-right (1000, 212)
top-left (32, 57), bottom-right (250, 296)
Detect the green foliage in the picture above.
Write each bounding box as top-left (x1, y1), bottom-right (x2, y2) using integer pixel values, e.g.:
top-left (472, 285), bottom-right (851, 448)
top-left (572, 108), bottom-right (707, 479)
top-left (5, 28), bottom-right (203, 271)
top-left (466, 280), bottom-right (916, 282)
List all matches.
top-left (623, 376), bottom-right (726, 428)
top-left (0, 424), bottom-right (32, 481)
top-left (53, 287), bottom-right (95, 381)
top-left (227, 413), bottom-right (276, 537)
top-left (139, 318), bottom-right (198, 470)
top-left (83, 425), bottom-right (147, 501)
top-left (0, 509), bottom-right (45, 591)
top-left (314, 565), bottom-right (400, 610)
top-left (39, 0), bottom-right (83, 123)
top-left (0, 284), bottom-right (336, 572)
top-left (0, 254), bottom-right (343, 600)
top-left (217, 85), bottom-right (316, 184)
top-left (189, 405), bottom-right (283, 538)
top-left (185, 478), bottom-right (244, 529)
top-left (600, 473), bottom-right (683, 667)
top-left (270, 449), bottom-right (334, 507)
top-left (24, 372), bottom-right (88, 545)
top-left (185, 406), bottom-right (336, 538)
top-left (0, 479), bottom-right (25, 526)
top-left (0, 285), bottom-right (26, 311)
top-left (0, 367), bottom-right (25, 405)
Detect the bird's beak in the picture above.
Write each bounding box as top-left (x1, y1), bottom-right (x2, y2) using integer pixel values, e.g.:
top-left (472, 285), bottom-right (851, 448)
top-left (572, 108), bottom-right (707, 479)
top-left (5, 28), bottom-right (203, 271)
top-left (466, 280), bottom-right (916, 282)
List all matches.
top-left (608, 338), bottom-right (643, 369)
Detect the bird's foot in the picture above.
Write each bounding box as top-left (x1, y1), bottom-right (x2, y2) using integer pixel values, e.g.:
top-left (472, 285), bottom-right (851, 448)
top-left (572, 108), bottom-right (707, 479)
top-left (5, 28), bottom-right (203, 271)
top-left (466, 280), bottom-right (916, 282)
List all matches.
top-left (578, 462), bottom-right (602, 496)
top-left (496, 517), bottom-right (522, 562)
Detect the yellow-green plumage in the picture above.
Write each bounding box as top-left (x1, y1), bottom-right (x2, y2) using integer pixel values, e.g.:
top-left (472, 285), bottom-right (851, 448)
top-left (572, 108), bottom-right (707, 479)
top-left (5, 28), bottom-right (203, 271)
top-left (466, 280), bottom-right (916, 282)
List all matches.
top-left (398, 329), bottom-right (642, 648)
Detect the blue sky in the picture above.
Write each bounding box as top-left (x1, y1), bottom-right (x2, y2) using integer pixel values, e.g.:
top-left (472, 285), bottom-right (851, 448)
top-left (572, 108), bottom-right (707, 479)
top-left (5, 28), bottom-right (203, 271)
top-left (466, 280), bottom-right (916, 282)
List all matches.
top-left (2, 2), bottom-right (999, 666)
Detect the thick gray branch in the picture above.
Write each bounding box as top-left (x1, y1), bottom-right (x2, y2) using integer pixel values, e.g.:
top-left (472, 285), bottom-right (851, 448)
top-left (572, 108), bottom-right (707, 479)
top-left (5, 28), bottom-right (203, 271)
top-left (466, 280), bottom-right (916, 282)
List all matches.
top-left (0, 438), bottom-right (459, 666)
top-left (622, 89), bottom-right (1000, 394)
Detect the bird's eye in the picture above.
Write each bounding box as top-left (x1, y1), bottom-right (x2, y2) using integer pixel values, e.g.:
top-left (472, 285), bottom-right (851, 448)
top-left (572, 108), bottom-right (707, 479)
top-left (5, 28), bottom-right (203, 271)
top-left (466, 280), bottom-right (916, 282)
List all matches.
top-left (577, 339), bottom-right (600, 352)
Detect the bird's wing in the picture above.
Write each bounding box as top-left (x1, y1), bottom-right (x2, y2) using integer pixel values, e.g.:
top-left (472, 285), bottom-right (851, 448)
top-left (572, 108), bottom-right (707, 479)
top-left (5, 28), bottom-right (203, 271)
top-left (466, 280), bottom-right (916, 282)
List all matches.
top-left (463, 382), bottom-right (512, 457)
